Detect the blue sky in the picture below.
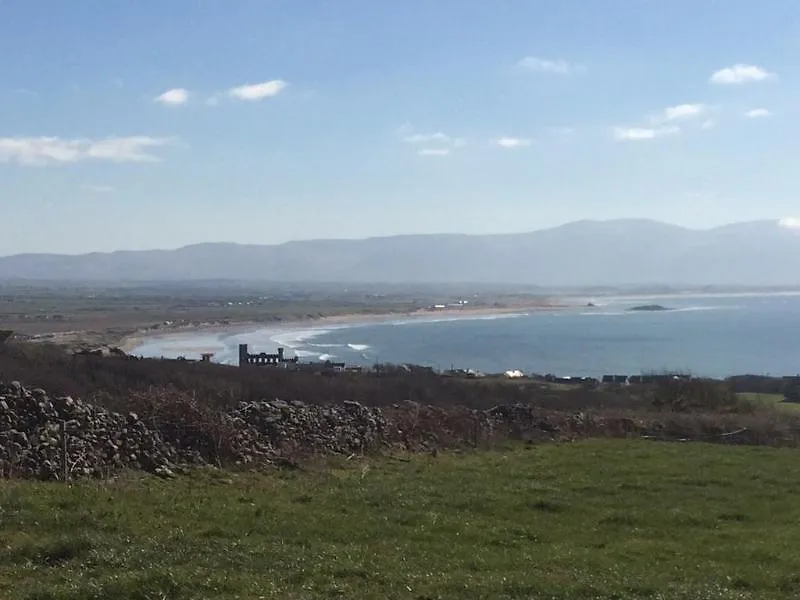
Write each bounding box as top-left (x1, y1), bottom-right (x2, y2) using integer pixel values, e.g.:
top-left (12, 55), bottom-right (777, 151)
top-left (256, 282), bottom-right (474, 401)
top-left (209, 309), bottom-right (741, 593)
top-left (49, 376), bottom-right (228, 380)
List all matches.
top-left (2, 0), bottom-right (799, 255)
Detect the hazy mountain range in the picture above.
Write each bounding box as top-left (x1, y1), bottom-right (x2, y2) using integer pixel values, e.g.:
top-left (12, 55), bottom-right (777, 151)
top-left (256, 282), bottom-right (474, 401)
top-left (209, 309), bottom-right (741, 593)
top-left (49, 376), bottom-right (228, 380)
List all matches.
top-left (2, 219), bottom-right (799, 287)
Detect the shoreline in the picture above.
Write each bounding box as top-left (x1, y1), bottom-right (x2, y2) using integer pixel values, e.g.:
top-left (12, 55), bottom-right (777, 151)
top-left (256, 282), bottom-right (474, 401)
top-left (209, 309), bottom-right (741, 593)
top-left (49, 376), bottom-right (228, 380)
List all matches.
top-left (118, 303), bottom-right (567, 355)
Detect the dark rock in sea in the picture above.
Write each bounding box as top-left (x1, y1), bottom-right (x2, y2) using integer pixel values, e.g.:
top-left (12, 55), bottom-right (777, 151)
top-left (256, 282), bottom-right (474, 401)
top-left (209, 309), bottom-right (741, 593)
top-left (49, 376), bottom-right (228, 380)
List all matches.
top-left (628, 304), bottom-right (670, 312)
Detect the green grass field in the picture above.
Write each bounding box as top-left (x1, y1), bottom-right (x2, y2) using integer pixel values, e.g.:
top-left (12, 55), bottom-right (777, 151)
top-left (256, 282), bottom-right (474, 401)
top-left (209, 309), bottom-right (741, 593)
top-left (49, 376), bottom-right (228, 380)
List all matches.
top-left (738, 392), bottom-right (800, 412)
top-left (2, 440), bottom-right (800, 599)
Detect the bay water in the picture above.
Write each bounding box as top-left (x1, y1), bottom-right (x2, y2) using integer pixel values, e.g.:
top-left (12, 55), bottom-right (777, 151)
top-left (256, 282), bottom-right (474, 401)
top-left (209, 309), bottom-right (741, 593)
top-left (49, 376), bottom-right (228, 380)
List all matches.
top-left (133, 293), bottom-right (800, 379)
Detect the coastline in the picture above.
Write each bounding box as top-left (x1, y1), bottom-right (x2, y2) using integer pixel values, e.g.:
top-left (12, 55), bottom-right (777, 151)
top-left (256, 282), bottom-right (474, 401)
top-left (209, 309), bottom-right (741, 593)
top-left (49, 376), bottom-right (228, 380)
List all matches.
top-left (118, 302), bottom-right (567, 355)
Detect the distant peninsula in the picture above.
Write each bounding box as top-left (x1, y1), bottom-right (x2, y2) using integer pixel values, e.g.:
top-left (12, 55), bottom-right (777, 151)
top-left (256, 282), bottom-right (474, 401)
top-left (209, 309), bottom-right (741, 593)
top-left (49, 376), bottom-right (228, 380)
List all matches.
top-left (628, 304), bottom-right (671, 312)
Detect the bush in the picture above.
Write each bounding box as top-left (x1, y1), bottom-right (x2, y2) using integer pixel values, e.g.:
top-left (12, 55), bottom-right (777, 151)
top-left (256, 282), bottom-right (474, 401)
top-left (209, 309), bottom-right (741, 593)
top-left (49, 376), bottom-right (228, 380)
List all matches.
top-left (650, 378), bottom-right (739, 413)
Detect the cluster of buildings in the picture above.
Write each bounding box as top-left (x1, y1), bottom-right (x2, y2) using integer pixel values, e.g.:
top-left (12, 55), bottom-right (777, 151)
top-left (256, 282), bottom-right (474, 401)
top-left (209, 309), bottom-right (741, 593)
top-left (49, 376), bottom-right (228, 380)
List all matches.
top-left (234, 343), bottom-right (699, 385)
top-left (444, 369), bottom-right (693, 385)
top-left (237, 343), bottom-right (362, 373)
top-left (540, 373), bottom-right (693, 385)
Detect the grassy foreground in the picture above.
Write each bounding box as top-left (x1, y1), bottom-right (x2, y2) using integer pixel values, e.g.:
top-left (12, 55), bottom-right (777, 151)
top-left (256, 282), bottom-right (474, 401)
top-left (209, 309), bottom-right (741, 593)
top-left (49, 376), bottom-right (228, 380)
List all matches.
top-left (2, 441), bottom-right (800, 599)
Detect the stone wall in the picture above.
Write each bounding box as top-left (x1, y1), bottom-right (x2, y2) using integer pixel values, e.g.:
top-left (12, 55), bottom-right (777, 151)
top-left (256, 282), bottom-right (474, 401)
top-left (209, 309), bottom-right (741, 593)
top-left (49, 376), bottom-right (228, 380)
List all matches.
top-left (2, 381), bottom-right (795, 480)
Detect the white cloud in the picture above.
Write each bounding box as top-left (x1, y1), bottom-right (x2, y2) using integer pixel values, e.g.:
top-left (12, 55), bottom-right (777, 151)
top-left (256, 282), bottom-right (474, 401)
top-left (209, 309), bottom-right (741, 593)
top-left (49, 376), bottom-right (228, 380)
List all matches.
top-left (417, 148), bottom-right (450, 157)
top-left (625, 104), bottom-right (708, 138)
top-left (154, 88), bottom-right (189, 106)
top-left (403, 132), bottom-right (451, 145)
top-left (613, 126), bottom-right (679, 141)
top-left (745, 108), bottom-right (772, 118)
top-left (710, 64), bottom-right (776, 85)
top-left (494, 137), bottom-right (531, 148)
top-left (701, 119), bottom-right (716, 130)
top-left (401, 127), bottom-right (465, 155)
top-left (778, 217), bottom-right (800, 230)
top-left (663, 103), bottom-right (706, 121)
top-left (228, 80), bottom-right (287, 100)
top-left (646, 104), bottom-right (707, 126)
top-left (0, 136), bottom-right (175, 166)
top-left (518, 56), bottom-right (578, 75)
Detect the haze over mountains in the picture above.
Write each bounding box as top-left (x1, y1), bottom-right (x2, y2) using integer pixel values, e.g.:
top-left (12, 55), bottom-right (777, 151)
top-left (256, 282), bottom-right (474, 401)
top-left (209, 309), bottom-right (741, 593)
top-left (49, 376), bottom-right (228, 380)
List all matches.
top-left (1, 219), bottom-right (799, 287)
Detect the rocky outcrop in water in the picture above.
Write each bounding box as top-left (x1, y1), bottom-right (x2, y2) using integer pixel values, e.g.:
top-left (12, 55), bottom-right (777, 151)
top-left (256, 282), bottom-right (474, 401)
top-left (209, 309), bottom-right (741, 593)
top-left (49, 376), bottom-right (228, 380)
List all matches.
top-left (628, 304), bottom-right (670, 312)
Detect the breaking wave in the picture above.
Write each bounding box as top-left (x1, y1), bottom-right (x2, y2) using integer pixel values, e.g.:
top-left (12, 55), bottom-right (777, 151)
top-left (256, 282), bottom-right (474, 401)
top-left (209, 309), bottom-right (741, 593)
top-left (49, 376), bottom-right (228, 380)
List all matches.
top-left (270, 329), bottom-right (330, 349)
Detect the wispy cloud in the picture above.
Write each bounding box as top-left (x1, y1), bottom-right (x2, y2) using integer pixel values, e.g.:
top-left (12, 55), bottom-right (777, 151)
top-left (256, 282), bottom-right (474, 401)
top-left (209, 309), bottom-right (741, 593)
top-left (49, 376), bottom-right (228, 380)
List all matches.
top-left (745, 108), bottom-right (772, 118)
top-left (228, 80), bottom-right (287, 101)
top-left (662, 103), bottom-right (706, 121)
top-left (494, 137), bottom-right (531, 148)
top-left (710, 64), bottom-right (776, 85)
top-left (400, 125), bottom-right (465, 156)
top-left (403, 132), bottom-right (451, 145)
top-left (701, 119), bottom-right (715, 130)
top-left (417, 148), bottom-right (450, 157)
top-left (518, 56), bottom-right (580, 75)
top-left (154, 88), bottom-right (189, 106)
top-left (0, 136), bottom-right (175, 166)
top-left (613, 126), bottom-right (679, 142)
top-left (622, 103), bottom-right (710, 138)
top-left (645, 104), bottom-right (707, 126)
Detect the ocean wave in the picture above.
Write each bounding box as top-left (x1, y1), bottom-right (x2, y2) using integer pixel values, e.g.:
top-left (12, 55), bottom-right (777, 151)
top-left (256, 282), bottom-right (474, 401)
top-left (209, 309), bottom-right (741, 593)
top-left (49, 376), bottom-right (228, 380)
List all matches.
top-left (387, 313), bottom-right (527, 326)
top-left (270, 329), bottom-right (330, 348)
top-left (670, 305), bottom-right (740, 313)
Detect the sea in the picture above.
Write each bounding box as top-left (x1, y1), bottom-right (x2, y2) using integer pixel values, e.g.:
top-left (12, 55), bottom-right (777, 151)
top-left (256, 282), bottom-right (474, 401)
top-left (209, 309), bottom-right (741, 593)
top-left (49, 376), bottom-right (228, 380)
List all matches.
top-left (131, 293), bottom-right (800, 379)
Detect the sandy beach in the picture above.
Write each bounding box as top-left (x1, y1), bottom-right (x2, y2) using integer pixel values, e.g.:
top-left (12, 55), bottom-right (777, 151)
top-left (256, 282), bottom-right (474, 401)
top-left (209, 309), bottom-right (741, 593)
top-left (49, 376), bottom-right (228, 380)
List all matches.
top-left (118, 302), bottom-right (567, 356)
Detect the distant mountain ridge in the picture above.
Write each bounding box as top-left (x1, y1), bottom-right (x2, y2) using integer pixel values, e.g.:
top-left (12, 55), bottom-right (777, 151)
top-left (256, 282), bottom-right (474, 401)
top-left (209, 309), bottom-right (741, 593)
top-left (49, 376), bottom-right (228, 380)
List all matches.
top-left (2, 219), bottom-right (799, 286)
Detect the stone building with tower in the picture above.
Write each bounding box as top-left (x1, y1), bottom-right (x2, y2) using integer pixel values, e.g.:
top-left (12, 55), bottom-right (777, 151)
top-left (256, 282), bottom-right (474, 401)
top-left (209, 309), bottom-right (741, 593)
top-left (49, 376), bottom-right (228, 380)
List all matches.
top-left (238, 344), bottom-right (299, 367)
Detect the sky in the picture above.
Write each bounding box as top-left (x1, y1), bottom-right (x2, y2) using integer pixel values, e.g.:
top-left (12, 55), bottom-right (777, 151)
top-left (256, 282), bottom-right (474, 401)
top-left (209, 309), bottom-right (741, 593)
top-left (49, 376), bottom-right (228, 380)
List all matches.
top-left (1, 0), bottom-right (799, 255)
